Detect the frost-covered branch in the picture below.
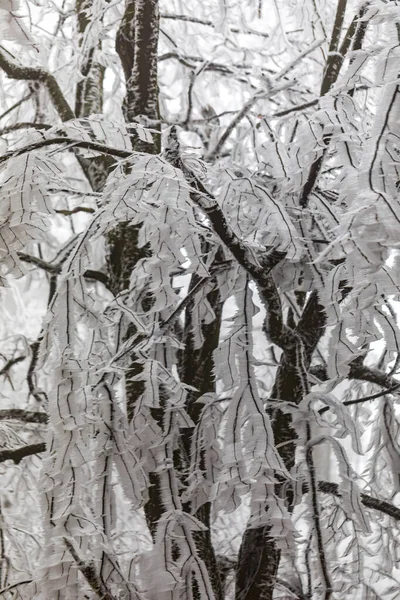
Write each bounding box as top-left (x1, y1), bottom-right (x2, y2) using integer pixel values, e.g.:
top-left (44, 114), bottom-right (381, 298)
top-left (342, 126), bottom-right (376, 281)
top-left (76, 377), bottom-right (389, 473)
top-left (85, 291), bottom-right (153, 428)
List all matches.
top-left (0, 50), bottom-right (74, 121)
top-left (317, 481), bottom-right (400, 521)
top-left (0, 137), bottom-right (130, 165)
top-left (0, 410), bottom-right (47, 424)
top-left (0, 122), bottom-right (52, 136)
top-left (63, 539), bottom-right (118, 600)
top-left (306, 435), bottom-right (332, 599)
top-left (160, 12), bottom-right (271, 38)
top-left (18, 253), bottom-right (109, 288)
top-left (206, 82), bottom-right (291, 161)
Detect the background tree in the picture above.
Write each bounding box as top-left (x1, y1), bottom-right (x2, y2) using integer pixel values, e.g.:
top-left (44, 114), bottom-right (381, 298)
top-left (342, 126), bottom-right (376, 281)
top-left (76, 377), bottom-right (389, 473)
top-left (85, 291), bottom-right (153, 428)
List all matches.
top-left (1, 0), bottom-right (400, 599)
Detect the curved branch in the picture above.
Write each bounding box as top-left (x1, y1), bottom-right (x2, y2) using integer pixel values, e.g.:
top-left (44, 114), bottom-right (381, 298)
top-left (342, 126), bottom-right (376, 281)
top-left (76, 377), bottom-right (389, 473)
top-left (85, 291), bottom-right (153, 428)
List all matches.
top-left (0, 580), bottom-right (33, 596)
top-left (0, 137), bottom-right (130, 165)
top-left (0, 50), bottom-right (74, 121)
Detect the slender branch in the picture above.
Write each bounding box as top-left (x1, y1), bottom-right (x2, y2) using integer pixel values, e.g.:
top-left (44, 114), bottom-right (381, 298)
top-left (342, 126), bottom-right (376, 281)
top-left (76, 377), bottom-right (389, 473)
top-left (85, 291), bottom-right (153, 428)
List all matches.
top-left (63, 538), bottom-right (117, 600)
top-left (0, 122), bottom-right (52, 136)
top-left (0, 580), bottom-right (33, 596)
top-left (0, 443), bottom-right (46, 464)
top-left (206, 82), bottom-right (291, 161)
top-left (0, 410), bottom-right (47, 424)
top-left (320, 0), bottom-right (348, 96)
top-left (18, 253), bottom-right (58, 273)
top-left (17, 253), bottom-right (110, 288)
top-left (299, 5), bottom-right (367, 208)
top-left (0, 356), bottom-right (26, 377)
top-left (0, 137), bottom-right (130, 165)
top-left (0, 93), bottom-right (32, 121)
top-left (273, 99), bottom-right (319, 118)
top-left (318, 481), bottom-right (400, 522)
top-left (319, 383), bottom-right (400, 415)
top-left (160, 12), bottom-right (270, 38)
top-left (55, 207), bottom-right (95, 215)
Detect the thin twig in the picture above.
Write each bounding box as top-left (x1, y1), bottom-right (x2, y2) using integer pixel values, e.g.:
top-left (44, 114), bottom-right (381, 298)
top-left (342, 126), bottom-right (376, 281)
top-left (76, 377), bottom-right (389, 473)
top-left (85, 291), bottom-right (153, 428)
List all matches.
top-left (0, 93), bottom-right (32, 122)
top-left (0, 122), bottom-right (51, 136)
top-left (206, 81), bottom-right (291, 161)
top-left (319, 383), bottom-right (400, 415)
top-left (0, 580), bottom-right (33, 596)
top-left (18, 253), bottom-right (110, 288)
top-left (160, 12), bottom-right (270, 38)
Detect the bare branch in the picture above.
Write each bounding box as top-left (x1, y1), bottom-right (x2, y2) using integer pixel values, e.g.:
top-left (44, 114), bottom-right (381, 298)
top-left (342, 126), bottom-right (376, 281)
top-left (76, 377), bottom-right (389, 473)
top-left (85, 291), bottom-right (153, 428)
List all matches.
top-left (0, 356), bottom-right (26, 377)
top-left (319, 384), bottom-right (400, 415)
top-left (0, 443), bottom-right (45, 464)
top-left (0, 93), bottom-right (32, 121)
top-left (273, 99), bottom-right (319, 118)
top-left (0, 580), bottom-right (33, 596)
top-left (55, 207), bottom-right (95, 215)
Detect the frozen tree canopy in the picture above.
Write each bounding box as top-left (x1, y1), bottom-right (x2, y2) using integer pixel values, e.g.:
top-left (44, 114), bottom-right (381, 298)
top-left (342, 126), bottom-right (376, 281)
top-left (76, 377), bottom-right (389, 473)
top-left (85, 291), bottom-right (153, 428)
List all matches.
top-left (1, 0), bottom-right (400, 598)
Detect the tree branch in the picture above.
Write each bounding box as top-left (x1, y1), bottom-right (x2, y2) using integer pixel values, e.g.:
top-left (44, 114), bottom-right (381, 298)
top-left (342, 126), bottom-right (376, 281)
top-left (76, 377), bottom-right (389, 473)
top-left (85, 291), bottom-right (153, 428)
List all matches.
top-left (0, 356), bottom-right (26, 377)
top-left (306, 433), bottom-right (332, 599)
top-left (18, 253), bottom-right (110, 289)
top-left (206, 82), bottom-right (291, 161)
top-left (317, 481), bottom-right (400, 522)
top-left (0, 122), bottom-right (52, 136)
top-left (0, 93), bottom-right (32, 121)
top-left (319, 383), bottom-right (400, 415)
top-left (160, 12), bottom-right (271, 38)
top-left (0, 50), bottom-right (74, 121)
top-left (0, 410), bottom-right (47, 424)
top-left (0, 137), bottom-right (130, 165)
top-left (0, 580), bottom-right (33, 596)
top-left (63, 538), bottom-right (117, 600)
top-left (165, 127), bottom-right (295, 351)
top-left (0, 443), bottom-right (46, 464)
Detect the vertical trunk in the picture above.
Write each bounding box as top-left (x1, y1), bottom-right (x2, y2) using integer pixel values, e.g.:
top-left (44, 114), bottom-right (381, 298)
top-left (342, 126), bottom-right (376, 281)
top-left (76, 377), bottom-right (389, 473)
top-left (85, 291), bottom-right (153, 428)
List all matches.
top-left (75, 0), bottom-right (106, 117)
top-left (235, 292), bottom-right (326, 600)
top-left (179, 274), bottom-right (225, 600)
top-left (113, 0), bottom-right (164, 538)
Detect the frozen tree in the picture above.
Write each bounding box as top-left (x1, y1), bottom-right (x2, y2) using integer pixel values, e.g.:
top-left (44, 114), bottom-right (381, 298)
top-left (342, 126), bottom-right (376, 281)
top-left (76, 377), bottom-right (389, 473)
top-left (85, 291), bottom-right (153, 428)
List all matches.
top-left (1, 0), bottom-right (400, 599)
